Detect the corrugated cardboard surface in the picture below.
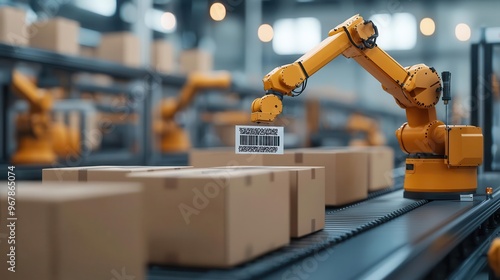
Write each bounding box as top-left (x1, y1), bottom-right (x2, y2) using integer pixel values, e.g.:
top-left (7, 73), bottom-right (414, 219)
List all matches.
top-left (0, 6), bottom-right (27, 45)
top-left (215, 166), bottom-right (325, 238)
top-left (189, 147), bottom-right (297, 167)
top-left (299, 150), bottom-right (369, 206)
top-left (97, 32), bottom-right (140, 67)
top-left (151, 40), bottom-right (175, 73)
top-left (0, 182), bottom-right (145, 280)
top-left (128, 168), bottom-right (290, 267)
top-left (29, 17), bottom-right (80, 55)
top-left (42, 165), bottom-right (191, 182)
top-left (353, 146), bottom-right (394, 191)
top-left (294, 167), bottom-right (325, 237)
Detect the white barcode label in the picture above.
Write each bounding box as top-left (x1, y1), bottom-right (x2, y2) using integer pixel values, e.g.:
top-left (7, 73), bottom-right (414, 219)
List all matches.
top-left (235, 125), bottom-right (284, 154)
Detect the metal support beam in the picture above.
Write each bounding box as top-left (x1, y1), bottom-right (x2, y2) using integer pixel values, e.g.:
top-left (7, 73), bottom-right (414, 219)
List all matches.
top-left (133, 0), bottom-right (152, 67)
top-left (471, 43), bottom-right (479, 127)
top-left (245, 0), bottom-right (263, 79)
top-left (483, 44), bottom-right (493, 171)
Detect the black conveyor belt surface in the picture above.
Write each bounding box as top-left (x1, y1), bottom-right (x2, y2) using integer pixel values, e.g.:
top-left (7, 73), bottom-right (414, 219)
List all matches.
top-left (148, 188), bottom-right (427, 280)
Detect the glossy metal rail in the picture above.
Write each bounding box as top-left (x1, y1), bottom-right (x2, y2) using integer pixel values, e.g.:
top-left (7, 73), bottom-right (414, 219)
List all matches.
top-left (384, 184), bottom-right (500, 279)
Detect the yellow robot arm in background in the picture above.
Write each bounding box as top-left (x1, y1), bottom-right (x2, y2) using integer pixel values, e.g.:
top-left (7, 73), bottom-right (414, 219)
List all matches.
top-left (346, 113), bottom-right (386, 146)
top-left (251, 14), bottom-right (484, 198)
top-left (158, 71), bottom-right (232, 152)
top-left (12, 71), bottom-right (52, 114)
top-left (10, 72), bottom-right (80, 164)
top-left (161, 71), bottom-right (232, 120)
top-left (11, 71), bottom-right (56, 164)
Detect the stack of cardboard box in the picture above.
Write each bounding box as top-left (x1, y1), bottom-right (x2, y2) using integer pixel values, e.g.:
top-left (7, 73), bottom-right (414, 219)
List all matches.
top-left (190, 146), bottom-right (394, 206)
top-left (41, 164), bottom-right (324, 268)
top-left (33, 148), bottom-right (393, 270)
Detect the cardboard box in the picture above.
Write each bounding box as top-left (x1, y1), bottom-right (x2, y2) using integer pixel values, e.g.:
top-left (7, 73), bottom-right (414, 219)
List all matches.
top-left (189, 148), bottom-right (368, 206)
top-left (349, 146), bottom-right (394, 191)
top-left (295, 149), bottom-right (369, 206)
top-left (42, 165), bottom-right (191, 182)
top-left (97, 32), bottom-right (140, 67)
top-left (215, 166), bottom-right (325, 238)
top-left (0, 6), bottom-right (28, 46)
top-left (189, 147), bottom-right (297, 167)
top-left (189, 148), bottom-right (369, 206)
top-left (151, 40), bottom-right (175, 73)
top-left (0, 182), bottom-right (145, 280)
top-left (128, 168), bottom-right (290, 267)
top-left (190, 148), bottom-right (368, 205)
top-left (179, 49), bottom-right (213, 73)
top-left (29, 17), bottom-right (80, 55)
top-left (42, 165), bottom-right (192, 268)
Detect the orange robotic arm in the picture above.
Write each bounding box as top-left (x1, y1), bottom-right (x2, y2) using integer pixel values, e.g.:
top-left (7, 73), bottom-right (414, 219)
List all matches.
top-left (10, 72), bottom-right (56, 164)
top-left (11, 72), bottom-right (81, 164)
top-left (12, 71), bottom-right (53, 114)
top-left (161, 71), bottom-right (232, 120)
top-left (157, 71), bottom-right (232, 152)
top-left (251, 14), bottom-right (483, 199)
top-left (346, 113), bottom-right (386, 146)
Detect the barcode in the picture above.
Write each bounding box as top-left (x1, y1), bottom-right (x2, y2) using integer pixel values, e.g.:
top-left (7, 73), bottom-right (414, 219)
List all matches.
top-left (238, 146), bottom-right (278, 153)
top-left (239, 127), bottom-right (278, 136)
top-left (235, 125), bottom-right (284, 154)
top-left (239, 135), bottom-right (280, 146)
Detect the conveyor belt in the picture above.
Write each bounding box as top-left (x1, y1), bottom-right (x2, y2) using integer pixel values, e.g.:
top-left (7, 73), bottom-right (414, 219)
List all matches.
top-left (262, 175), bottom-right (500, 280)
top-left (148, 172), bottom-right (500, 280)
top-left (149, 186), bottom-right (427, 280)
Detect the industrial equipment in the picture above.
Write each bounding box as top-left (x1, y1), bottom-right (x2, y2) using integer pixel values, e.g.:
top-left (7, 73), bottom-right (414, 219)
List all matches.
top-left (157, 71), bottom-right (232, 152)
top-left (306, 98), bottom-right (387, 147)
top-left (10, 72), bottom-right (79, 165)
top-left (250, 14), bottom-right (484, 199)
top-left (346, 113), bottom-right (386, 146)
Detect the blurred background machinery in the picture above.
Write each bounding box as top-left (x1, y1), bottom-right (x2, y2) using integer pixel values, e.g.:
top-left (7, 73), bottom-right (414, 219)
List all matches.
top-left (155, 71), bottom-right (231, 152)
